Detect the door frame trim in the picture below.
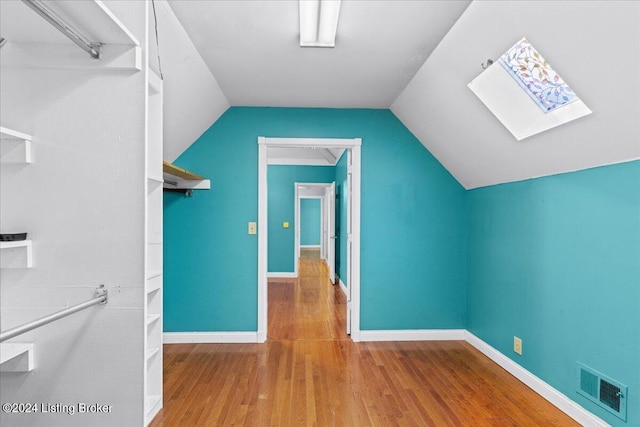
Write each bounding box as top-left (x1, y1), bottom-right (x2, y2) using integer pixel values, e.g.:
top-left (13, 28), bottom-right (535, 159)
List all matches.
top-left (295, 183), bottom-right (331, 278)
top-left (258, 137), bottom-right (362, 342)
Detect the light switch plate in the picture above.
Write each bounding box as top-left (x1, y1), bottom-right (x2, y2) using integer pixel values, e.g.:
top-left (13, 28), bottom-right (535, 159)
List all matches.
top-left (248, 222), bottom-right (257, 235)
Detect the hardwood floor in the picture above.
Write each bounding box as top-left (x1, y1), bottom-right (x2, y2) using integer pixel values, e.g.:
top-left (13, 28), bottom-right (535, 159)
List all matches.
top-left (150, 259), bottom-right (578, 426)
top-left (268, 258), bottom-right (347, 341)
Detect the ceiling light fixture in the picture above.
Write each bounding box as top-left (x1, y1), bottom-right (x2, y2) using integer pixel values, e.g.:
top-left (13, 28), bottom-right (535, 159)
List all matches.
top-left (299, 0), bottom-right (341, 48)
top-left (21, 0), bottom-right (101, 59)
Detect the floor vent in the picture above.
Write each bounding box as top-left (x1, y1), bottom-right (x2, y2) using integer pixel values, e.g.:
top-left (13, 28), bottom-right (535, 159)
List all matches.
top-left (577, 362), bottom-right (627, 421)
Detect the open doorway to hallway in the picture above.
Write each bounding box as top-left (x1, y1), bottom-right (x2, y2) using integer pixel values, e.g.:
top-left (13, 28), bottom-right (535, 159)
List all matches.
top-left (295, 182), bottom-right (336, 283)
top-left (267, 256), bottom-right (348, 340)
top-left (257, 137), bottom-right (362, 342)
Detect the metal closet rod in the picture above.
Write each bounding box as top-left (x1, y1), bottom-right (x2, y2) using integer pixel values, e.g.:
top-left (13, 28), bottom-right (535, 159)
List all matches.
top-left (21, 0), bottom-right (101, 59)
top-left (0, 285), bottom-right (108, 343)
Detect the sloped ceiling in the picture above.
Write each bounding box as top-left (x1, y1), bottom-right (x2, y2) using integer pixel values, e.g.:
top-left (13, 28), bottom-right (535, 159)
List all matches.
top-left (154, 0), bottom-right (229, 162)
top-left (392, 0), bottom-right (640, 189)
top-left (167, 0), bottom-right (471, 108)
top-left (164, 0), bottom-right (639, 187)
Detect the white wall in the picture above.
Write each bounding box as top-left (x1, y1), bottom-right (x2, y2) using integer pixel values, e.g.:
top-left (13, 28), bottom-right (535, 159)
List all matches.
top-left (0, 2), bottom-right (147, 426)
top-left (391, 0), bottom-right (640, 189)
top-left (154, 0), bottom-right (229, 162)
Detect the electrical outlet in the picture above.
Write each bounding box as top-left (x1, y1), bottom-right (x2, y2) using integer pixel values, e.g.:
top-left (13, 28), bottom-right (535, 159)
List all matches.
top-left (514, 336), bottom-right (523, 355)
top-left (248, 222), bottom-right (257, 235)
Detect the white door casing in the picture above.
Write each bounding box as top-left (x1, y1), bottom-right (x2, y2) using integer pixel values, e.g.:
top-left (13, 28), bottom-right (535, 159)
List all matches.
top-left (346, 151), bottom-right (353, 335)
top-left (295, 183), bottom-right (331, 277)
top-left (258, 137), bottom-right (361, 342)
top-left (327, 181), bottom-right (336, 284)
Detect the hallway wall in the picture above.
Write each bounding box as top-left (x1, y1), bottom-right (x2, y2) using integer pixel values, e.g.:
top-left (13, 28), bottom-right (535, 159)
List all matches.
top-left (267, 165), bottom-right (335, 273)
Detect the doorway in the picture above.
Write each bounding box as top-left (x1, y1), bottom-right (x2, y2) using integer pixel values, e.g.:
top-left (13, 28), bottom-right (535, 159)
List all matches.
top-left (294, 182), bottom-right (335, 283)
top-left (258, 137), bottom-right (361, 342)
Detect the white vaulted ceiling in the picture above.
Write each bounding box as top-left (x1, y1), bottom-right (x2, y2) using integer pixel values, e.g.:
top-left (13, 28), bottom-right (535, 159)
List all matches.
top-left (161, 0), bottom-right (639, 186)
top-left (167, 0), bottom-right (471, 108)
top-left (391, 0), bottom-right (640, 188)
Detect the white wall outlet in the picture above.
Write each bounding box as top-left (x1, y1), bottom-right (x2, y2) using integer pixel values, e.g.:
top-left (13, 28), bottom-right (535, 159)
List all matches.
top-left (248, 222), bottom-right (257, 235)
top-left (514, 336), bottom-right (523, 355)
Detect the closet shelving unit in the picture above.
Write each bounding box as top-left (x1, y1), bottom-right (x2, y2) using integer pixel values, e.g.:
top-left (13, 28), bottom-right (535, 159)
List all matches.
top-left (1, 1), bottom-right (163, 423)
top-left (144, 23), bottom-right (164, 421)
top-left (0, 125), bottom-right (34, 371)
top-left (0, 126), bottom-right (34, 271)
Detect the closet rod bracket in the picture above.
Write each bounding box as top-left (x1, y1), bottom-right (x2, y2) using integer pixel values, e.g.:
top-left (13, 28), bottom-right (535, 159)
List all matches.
top-left (95, 284), bottom-right (108, 304)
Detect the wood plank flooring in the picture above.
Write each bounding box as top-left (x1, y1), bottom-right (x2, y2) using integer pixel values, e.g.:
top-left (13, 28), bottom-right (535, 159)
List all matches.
top-left (150, 258), bottom-right (578, 426)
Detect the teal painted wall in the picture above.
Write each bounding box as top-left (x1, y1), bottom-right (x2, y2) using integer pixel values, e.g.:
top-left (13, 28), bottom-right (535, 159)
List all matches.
top-left (300, 198), bottom-right (321, 246)
top-left (267, 165), bottom-right (335, 273)
top-left (467, 160), bottom-right (640, 427)
top-left (163, 106), bottom-right (637, 424)
top-left (164, 107), bottom-right (467, 332)
top-left (335, 152), bottom-right (348, 285)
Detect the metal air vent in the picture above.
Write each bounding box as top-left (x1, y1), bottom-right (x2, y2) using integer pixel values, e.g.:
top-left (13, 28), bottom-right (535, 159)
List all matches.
top-left (577, 362), bottom-right (627, 421)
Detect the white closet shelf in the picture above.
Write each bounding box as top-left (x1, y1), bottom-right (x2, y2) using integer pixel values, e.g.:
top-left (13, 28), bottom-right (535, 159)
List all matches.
top-left (147, 176), bottom-right (164, 184)
top-left (146, 313), bottom-right (161, 326)
top-left (145, 395), bottom-right (162, 422)
top-left (0, 240), bottom-right (31, 249)
top-left (73, 0), bottom-right (139, 45)
top-left (148, 232), bottom-right (162, 245)
top-left (148, 69), bottom-right (162, 95)
top-left (146, 274), bottom-right (162, 294)
top-left (0, 126), bottom-right (32, 141)
top-left (147, 270), bottom-right (163, 280)
top-left (1, 0), bottom-right (141, 70)
top-left (0, 343), bottom-right (34, 372)
top-left (0, 126), bottom-right (32, 164)
top-left (0, 240), bottom-right (33, 268)
top-left (146, 347), bottom-right (160, 361)
top-left (163, 161), bottom-right (210, 190)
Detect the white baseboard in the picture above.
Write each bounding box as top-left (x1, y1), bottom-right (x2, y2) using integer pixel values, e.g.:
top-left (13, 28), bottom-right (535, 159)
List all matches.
top-left (163, 332), bottom-right (259, 343)
top-left (338, 277), bottom-right (347, 297)
top-left (300, 245), bottom-right (321, 248)
top-left (359, 329), bottom-right (466, 342)
top-left (464, 331), bottom-right (609, 427)
top-left (267, 272), bottom-right (297, 278)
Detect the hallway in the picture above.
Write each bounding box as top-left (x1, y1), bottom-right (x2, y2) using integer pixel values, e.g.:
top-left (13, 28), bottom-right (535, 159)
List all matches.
top-left (268, 256), bottom-right (348, 341)
top-left (150, 258), bottom-right (577, 426)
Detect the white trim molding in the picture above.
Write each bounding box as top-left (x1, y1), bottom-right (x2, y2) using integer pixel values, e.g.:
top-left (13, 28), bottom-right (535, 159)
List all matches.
top-left (338, 277), bottom-right (348, 298)
top-left (359, 329), bottom-right (467, 342)
top-left (267, 272), bottom-right (297, 279)
top-left (163, 332), bottom-right (259, 344)
top-left (264, 137), bottom-right (358, 148)
top-left (464, 332), bottom-right (609, 427)
top-left (259, 136), bottom-right (362, 343)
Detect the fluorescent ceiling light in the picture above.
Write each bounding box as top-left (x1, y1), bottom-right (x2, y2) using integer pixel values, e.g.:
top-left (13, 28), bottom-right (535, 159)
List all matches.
top-left (299, 0), bottom-right (341, 48)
